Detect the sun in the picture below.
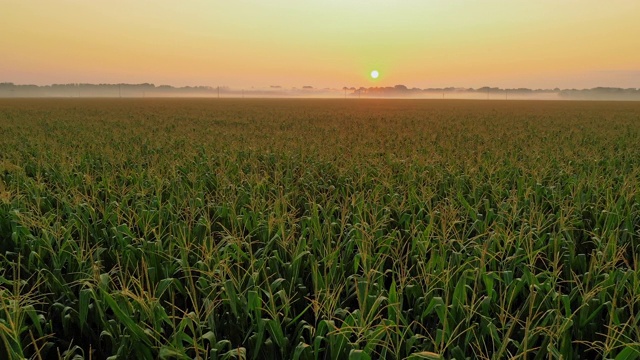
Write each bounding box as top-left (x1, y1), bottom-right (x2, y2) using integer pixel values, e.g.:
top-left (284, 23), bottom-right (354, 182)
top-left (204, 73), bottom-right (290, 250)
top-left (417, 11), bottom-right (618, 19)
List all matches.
top-left (370, 70), bottom-right (379, 79)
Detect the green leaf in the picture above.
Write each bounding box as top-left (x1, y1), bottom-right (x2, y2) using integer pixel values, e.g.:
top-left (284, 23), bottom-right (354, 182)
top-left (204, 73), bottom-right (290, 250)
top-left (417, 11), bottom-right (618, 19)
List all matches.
top-left (293, 342), bottom-right (311, 360)
top-left (349, 349), bottom-right (371, 360)
top-left (407, 351), bottom-right (442, 360)
top-left (615, 347), bottom-right (640, 360)
top-left (101, 290), bottom-right (152, 346)
top-left (159, 346), bottom-right (190, 360)
top-left (248, 290), bottom-right (261, 313)
top-left (79, 288), bottom-right (93, 331)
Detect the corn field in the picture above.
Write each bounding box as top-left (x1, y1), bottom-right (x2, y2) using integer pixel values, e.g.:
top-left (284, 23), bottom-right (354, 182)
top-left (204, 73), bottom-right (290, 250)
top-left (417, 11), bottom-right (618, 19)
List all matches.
top-left (1, 98), bottom-right (639, 359)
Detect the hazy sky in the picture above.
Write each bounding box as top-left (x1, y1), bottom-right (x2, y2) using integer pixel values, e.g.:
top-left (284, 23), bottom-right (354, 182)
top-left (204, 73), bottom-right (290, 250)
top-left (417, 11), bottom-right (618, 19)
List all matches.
top-left (2, 1), bottom-right (640, 89)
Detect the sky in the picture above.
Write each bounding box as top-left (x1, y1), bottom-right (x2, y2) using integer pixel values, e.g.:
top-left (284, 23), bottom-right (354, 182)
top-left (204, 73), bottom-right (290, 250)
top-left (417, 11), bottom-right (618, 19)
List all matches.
top-left (2, 1), bottom-right (640, 89)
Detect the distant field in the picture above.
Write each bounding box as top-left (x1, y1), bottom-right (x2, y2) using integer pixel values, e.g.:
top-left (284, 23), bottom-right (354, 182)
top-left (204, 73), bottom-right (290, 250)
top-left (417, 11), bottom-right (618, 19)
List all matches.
top-left (1, 99), bottom-right (639, 359)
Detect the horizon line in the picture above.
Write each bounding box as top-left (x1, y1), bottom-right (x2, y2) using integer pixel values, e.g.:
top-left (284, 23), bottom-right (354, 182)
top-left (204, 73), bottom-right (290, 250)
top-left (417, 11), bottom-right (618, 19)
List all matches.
top-left (2, 82), bottom-right (639, 92)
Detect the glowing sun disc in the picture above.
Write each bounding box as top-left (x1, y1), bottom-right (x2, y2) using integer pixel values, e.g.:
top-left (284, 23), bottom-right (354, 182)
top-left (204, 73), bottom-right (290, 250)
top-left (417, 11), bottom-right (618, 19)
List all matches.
top-left (371, 70), bottom-right (379, 79)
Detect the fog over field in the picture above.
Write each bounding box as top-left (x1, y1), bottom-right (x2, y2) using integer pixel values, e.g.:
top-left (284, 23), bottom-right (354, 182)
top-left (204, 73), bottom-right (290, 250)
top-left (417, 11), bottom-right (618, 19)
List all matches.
top-left (2, 82), bottom-right (640, 101)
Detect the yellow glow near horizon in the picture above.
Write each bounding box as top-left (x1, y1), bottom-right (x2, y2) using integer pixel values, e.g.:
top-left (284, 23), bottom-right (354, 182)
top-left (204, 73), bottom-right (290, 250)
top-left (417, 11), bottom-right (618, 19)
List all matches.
top-left (1, 1), bottom-right (640, 89)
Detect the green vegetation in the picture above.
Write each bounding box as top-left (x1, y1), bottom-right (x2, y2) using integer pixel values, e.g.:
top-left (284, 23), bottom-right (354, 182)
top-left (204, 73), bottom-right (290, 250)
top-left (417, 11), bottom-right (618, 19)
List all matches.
top-left (1, 98), bottom-right (639, 359)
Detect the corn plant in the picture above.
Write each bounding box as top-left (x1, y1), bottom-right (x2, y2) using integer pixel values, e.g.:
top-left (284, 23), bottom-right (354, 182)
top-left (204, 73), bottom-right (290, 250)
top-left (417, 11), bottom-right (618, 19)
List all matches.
top-left (0, 98), bottom-right (639, 359)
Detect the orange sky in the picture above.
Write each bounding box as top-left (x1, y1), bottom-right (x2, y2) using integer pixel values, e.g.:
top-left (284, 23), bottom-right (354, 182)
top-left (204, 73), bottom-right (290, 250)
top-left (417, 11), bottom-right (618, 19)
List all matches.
top-left (2, 1), bottom-right (639, 89)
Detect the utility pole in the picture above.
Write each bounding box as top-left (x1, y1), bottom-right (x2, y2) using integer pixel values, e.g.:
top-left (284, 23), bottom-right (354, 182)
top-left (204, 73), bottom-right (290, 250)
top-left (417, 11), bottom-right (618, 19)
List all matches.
top-left (119, 84), bottom-right (121, 98)
top-left (217, 86), bottom-right (220, 99)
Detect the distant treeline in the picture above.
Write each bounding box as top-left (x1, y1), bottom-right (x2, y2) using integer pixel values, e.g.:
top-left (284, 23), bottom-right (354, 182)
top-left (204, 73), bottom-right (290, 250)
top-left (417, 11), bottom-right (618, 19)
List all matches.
top-left (558, 87), bottom-right (640, 100)
top-left (0, 83), bottom-right (227, 98)
top-left (347, 85), bottom-right (640, 100)
top-left (1, 82), bottom-right (639, 100)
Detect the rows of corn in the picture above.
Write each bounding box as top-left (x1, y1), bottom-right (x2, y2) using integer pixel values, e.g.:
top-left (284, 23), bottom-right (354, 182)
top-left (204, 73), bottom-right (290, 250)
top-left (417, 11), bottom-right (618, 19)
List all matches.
top-left (0, 98), bottom-right (639, 359)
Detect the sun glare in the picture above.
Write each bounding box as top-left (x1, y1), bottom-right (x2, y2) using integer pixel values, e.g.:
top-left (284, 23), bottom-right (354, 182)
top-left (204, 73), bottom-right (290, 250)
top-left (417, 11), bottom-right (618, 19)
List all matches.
top-left (370, 70), bottom-right (379, 79)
